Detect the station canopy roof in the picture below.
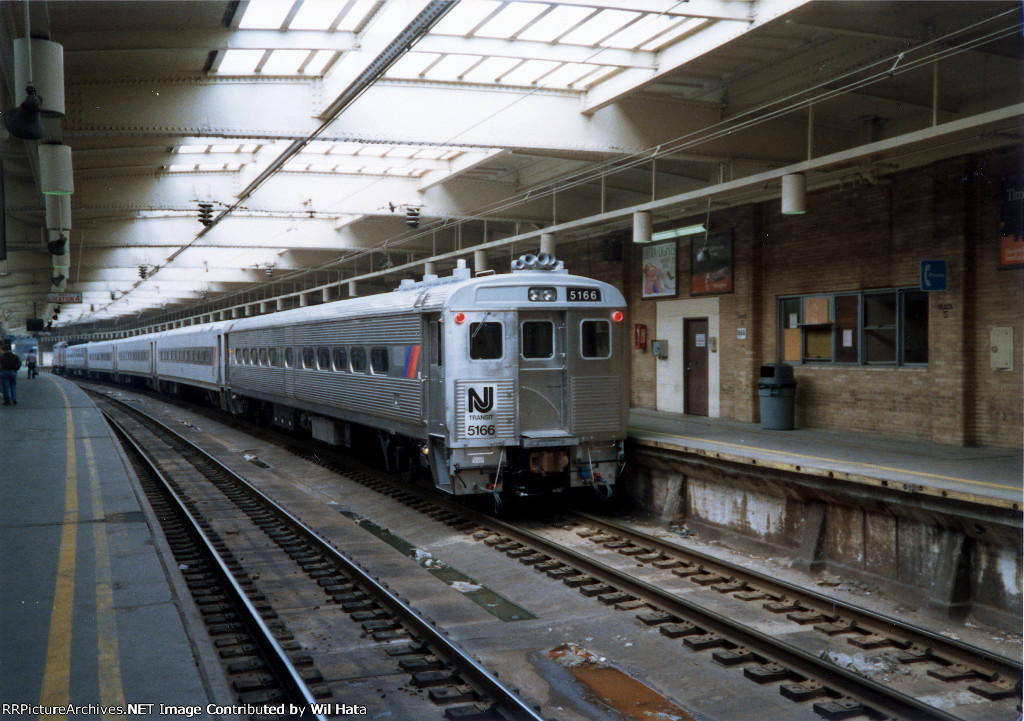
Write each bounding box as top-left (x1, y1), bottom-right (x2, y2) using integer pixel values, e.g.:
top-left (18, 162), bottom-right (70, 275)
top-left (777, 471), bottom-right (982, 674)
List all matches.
top-left (0, 0), bottom-right (1020, 335)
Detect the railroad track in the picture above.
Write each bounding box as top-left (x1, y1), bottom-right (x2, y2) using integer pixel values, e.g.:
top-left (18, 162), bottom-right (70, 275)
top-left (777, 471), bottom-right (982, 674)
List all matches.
top-left (90, 390), bottom-right (547, 721)
top-left (274, 447), bottom-right (1022, 721)
top-left (83, 383), bottom-right (1021, 721)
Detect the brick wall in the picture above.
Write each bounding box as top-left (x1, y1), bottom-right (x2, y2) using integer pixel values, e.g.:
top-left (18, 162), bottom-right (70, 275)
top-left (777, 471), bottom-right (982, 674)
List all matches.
top-left (562, 147), bottom-right (1022, 449)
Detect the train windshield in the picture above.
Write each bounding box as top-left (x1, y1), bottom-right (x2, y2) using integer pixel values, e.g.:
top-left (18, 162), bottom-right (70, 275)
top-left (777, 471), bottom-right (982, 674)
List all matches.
top-left (581, 320), bottom-right (611, 358)
top-left (469, 322), bottom-right (503, 360)
top-left (522, 321), bottom-right (554, 359)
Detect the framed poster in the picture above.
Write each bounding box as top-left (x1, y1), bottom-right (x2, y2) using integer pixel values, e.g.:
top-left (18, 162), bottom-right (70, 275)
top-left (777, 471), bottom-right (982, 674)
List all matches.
top-left (690, 229), bottom-right (734, 295)
top-left (641, 241), bottom-right (677, 299)
top-left (999, 176), bottom-right (1023, 269)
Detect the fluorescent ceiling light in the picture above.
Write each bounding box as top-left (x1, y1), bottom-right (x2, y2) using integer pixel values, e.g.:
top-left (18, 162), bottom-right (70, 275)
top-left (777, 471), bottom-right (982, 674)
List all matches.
top-left (650, 223), bottom-right (705, 241)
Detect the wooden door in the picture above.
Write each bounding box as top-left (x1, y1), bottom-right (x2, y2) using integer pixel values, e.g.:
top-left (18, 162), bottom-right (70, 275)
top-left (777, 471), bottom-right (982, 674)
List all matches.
top-left (684, 318), bottom-right (709, 416)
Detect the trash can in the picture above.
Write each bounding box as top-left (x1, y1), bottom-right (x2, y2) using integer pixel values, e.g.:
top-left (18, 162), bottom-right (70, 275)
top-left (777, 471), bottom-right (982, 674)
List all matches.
top-left (757, 363), bottom-right (796, 430)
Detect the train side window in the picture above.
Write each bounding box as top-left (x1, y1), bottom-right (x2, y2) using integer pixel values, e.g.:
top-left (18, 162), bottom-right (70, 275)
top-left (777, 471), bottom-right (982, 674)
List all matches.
top-left (351, 347), bottom-right (367, 372)
top-left (284, 347), bottom-right (294, 368)
top-left (580, 320), bottom-right (611, 359)
top-left (522, 321), bottom-right (554, 359)
top-left (370, 347), bottom-right (389, 374)
top-left (250, 348), bottom-right (258, 364)
top-left (333, 347), bottom-right (347, 372)
top-left (432, 320), bottom-right (443, 367)
top-left (302, 347), bottom-right (315, 369)
top-left (241, 348), bottom-right (250, 364)
top-left (469, 322), bottom-right (502, 360)
top-left (317, 347), bottom-right (331, 370)
top-left (259, 348), bottom-right (268, 366)
top-left (269, 347), bottom-right (280, 367)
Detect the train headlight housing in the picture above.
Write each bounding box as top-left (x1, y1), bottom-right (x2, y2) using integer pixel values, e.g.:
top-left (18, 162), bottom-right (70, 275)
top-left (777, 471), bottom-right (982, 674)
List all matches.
top-left (528, 286), bottom-right (557, 302)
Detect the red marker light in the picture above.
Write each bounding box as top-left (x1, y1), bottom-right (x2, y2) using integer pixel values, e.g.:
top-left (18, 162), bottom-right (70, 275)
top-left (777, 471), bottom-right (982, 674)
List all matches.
top-left (454, 312), bottom-right (466, 324)
top-left (611, 310), bottom-right (624, 323)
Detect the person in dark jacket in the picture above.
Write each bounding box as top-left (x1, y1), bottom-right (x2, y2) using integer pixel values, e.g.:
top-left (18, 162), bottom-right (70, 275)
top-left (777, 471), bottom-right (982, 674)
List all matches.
top-left (0, 341), bottom-right (20, 405)
top-left (25, 349), bottom-right (38, 378)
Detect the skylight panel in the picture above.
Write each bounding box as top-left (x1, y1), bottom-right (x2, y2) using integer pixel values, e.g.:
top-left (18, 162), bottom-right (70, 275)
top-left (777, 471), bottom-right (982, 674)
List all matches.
top-left (336, 0), bottom-right (378, 32)
top-left (424, 54), bottom-right (483, 82)
top-left (500, 59), bottom-right (560, 86)
top-left (209, 143), bottom-right (241, 153)
top-left (540, 62), bottom-right (603, 88)
top-left (413, 148), bottom-right (446, 159)
top-left (431, 1), bottom-right (502, 36)
top-left (516, 5), bottom-right (594, 43)
top-left (260, 49), bottom-right (311, 75)
top-left (167, 164), bottom-right (196, 172)
top-left (238, 0), bottom-right (293, 29)
top-left (475, 2), bottom-right (549, 40)
top-left (217, 49), bottom-right (265, 75)
top-left (385, 51), bottom-right (441, 79)
top-left (461, 56), bottom-right (523, 84)
top-left (572, 64), bottom-right (618, 88)
top-left (304, 50), bottom-right (338, 75)
top-left (289, 0), bottom-right (344, 30)
top-left (640, 17), bottom-right (709, 51)
top-left (306, 162), bottom-right (337, 173)
top-left (602, 13), bottom-right (678, 50)
top-left (175, 145), bottom-right (209, 154)
top-left (384, 147), bottom-right (417, 158)
top-left (560, 9), bottom-right (640, 46)
top-left (355, 145), bottom-right (388, 157)
top-left (327, 143), bottom-right (362, 155)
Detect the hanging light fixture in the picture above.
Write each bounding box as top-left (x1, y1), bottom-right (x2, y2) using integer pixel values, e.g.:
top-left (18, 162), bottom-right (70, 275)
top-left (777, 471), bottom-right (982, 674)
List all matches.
top-left (781, 173), bottom-right (806, 215)
top-left (39, 143), bottom-right (74, 195)
top-left (632, 211), bottom-right (652, 243)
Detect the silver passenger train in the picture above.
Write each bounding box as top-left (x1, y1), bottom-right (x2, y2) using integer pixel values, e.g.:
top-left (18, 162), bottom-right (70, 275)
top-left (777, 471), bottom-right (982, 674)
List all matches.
top-left (57, 254), bottom-right (629, 498)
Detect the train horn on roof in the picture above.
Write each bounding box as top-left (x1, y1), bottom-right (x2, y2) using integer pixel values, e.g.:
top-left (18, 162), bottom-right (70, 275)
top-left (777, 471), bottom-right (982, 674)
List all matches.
top-left (511, 252), bottom-right (564, 271)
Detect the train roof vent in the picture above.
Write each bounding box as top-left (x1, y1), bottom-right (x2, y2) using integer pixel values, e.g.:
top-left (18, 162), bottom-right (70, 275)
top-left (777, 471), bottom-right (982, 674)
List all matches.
top-left (511, 253), bottom-right (566, 273)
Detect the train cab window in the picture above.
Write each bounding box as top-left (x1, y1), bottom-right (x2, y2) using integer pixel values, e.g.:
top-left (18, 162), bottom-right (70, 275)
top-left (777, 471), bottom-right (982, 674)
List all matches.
top-left (351, 347), bottom-right (367, 372)
top-left (284, 347), bottom-right (294, 368)
top-left (370, 347), bottom-right (389, 374)
top-left (333, 347), bottom-right (347, 372)
top-left (469, 322), bottom-right (502, 360)
top-left (522, 321), bottom-right (554, 359)
top-left (580, 320), bottom-right (611, 359)
top-left (259, 348), bottom-right (268, 366)
top-left (302, 347), bottom-right (315, 369)
top-left (269, 347), bottom-right (280, 367)
top-left (317, 347), bottom-right (331, 370)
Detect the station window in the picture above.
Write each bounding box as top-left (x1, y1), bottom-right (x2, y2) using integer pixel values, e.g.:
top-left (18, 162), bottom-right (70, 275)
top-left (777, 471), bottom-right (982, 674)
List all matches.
top-left (333, 347), bottom-right (347, 372)
top-left (370, 347), bottom-right (389, 374)
top-left (580, 320), bottom-right (611, 359)
top-left (522, 321), bottom-right (554, 359)
top-left (469, 322), bottom-right (503, 360)
top-left (302, 347), bottom-right (315, 369)
top-left (317, 347), bottom-right (331, 370)
top-left (779, 288), bottom-right (928, 366)
top-left (351, 347), bottom-right (367, 372)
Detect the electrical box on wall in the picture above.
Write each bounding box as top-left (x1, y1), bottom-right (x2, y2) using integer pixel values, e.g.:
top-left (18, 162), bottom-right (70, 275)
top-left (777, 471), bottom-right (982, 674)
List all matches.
top-left (990, 327), bottom-right (1013, 370)
top-left (651, 339), bottom-right (668, 359)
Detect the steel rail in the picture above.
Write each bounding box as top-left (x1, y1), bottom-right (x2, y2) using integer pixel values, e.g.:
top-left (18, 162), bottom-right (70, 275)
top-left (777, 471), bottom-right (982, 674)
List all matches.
top-left (571, 511), bottom-right (1023, 678)
top-left (101, 409), bottom-right (328, 720)
top-left (473, 514), bottom-right (972, 721)
top-left (99, 394), bottom-right (547, 721)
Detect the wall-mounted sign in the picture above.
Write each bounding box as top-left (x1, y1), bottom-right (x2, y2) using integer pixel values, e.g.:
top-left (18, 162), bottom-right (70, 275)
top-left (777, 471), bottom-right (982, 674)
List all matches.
top-left (920, 260), bottom-right (947, 292)
top-left (690, 229), bottom-right (733, 296)
top-left (641, 241), bottom-right (677, 299)
top-left (999, 176), bottom-right (1023, 269)
top-left (46, 291), bottom-right (82, 303)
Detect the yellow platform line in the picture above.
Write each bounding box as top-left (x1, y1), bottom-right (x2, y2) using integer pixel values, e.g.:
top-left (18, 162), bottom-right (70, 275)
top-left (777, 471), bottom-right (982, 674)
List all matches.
top-left (84, 433), bottom-right (127, 720)
top-left (39, 383), bottom-right (78, 720)
top-left (630, 428), bottom-right (1019, 493)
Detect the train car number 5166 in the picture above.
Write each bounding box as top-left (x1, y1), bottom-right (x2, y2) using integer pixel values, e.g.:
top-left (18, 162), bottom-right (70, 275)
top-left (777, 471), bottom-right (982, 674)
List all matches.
top-left (567, 287), bottom-right (602, 302)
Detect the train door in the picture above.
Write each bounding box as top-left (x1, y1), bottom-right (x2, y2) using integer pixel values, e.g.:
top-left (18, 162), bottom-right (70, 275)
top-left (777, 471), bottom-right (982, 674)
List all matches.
top-left (684, 317), bottom-right (709, 416)
top-left (283, 327), bottom-right (295, 397)
top-left (424, 314), bottom-right (444, 435)
top-left (149, 340), bottom-right (157, 383)
top-left (518, 311), bottom-right (567, 436)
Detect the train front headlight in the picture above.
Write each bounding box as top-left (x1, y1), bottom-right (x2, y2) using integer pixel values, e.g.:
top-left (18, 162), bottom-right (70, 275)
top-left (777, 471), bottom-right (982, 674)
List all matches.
top-left (528, 286), bottom-right (556, 302)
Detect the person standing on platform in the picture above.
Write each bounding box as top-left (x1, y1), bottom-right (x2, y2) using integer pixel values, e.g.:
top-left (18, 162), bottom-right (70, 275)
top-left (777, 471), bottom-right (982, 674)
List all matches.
top-left (0, 341), bottom-right (20, 405)
top-left (25, 349), bottom-right (37, 379)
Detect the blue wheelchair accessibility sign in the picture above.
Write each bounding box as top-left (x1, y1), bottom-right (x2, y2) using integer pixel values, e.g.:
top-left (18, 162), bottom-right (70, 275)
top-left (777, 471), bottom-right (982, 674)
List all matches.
top-left (921, 260), bottom-right (947, 292)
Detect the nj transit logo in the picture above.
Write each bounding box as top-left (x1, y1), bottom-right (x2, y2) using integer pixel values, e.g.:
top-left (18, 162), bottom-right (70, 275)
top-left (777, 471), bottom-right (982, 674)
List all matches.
top-left (468, 386), bottom-right (494, 413)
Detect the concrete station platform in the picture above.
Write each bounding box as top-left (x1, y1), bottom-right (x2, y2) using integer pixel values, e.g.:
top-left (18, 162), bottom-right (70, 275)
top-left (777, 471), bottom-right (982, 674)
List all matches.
top-left (628, 408), bottom-right (1023, 510)
top-left (0, 372), bottom-right (227, 718)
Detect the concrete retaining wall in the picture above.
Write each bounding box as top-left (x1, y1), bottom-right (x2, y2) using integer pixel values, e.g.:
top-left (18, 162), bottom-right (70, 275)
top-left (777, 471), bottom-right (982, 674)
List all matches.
top-left (626, 445), bottom-right (1022, 630)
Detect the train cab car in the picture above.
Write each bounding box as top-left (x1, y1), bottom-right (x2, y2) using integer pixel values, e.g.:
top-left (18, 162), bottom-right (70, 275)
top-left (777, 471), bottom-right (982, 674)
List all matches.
top-left (154, 322), bottom-right (227, 394)
top-left (52, 340), bottom-right (68, 375)
top-left (428, 254), bottom-right (627, 497)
